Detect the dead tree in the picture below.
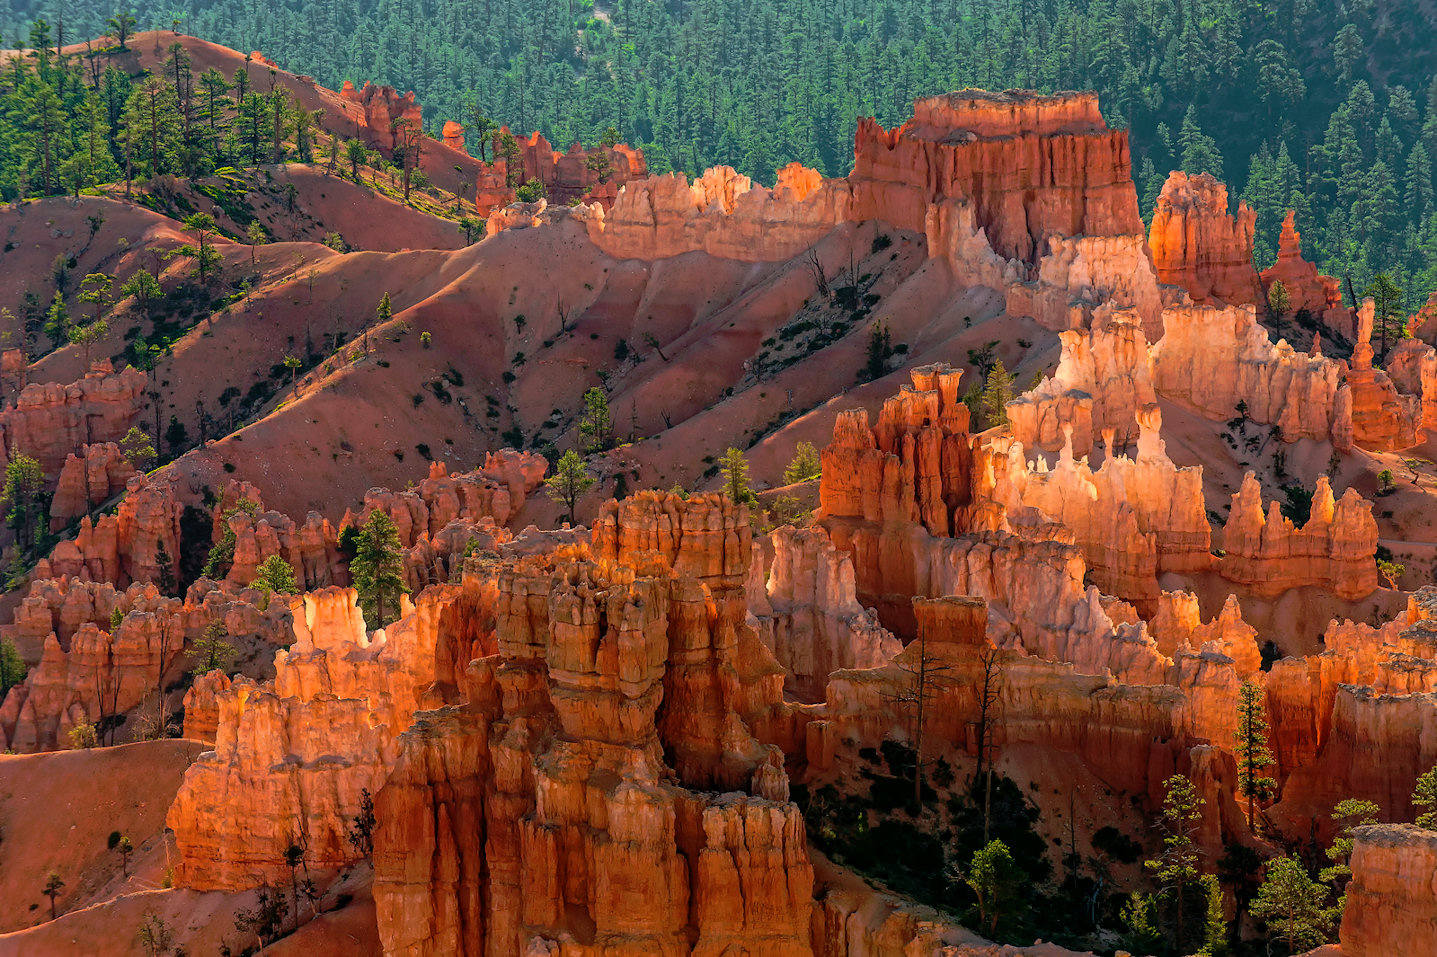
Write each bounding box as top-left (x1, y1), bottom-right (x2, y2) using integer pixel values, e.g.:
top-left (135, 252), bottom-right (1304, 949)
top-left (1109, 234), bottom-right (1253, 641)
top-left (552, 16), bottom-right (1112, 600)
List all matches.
top-left (886, 629), bottom-right (954, 807)
top-left (803, 246), bottom-right (830, 300)
top-left (974, 646), bottom-right (1004, 842)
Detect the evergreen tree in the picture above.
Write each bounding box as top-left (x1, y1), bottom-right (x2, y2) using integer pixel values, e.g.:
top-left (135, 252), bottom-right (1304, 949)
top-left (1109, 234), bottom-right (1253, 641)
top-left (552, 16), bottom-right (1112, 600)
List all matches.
top-left (1250, 857), bottom-right (1334, 954)
top-left (979, 360), bottom-right (1016, 429)
top-left (2, 454), bottom-right (46, 551)
top-left (960, 839), bottom-right (1026, 938)
top-left (1415, 766), bottom-right (1437, 829)
top-left (190, 619), bottom-right (237, 676)
top-left (1234, 679), bottom-right (1277, 830)
top-left (349, 510), bottom-right (409, 628)
top-left (253, 554), bottom-right (298, 595)
top-left (0, 636), bottom-right (27, 697)
top-left (1145, 774), bottom-right (1205, 955)
top-left (578, 387), bottom-right (613, 453)
top-left (721, 446), bottom-right (756, 506)
top-left (1178, 105), bottom-right (1224, 178)
top-left (782, 442), bottom-right (822, 485)
top-left (545, 449), bottom-right (595, 525)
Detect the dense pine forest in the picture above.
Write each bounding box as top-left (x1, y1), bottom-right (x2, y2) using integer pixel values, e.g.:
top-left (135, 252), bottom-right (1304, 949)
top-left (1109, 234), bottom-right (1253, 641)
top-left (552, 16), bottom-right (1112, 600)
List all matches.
top-left (1, 0), bottom-right (1435, 307)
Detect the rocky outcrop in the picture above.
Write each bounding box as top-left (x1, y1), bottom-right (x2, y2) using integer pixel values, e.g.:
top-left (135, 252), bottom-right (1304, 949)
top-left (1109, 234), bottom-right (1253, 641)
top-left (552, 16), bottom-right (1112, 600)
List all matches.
top-left (586, 163), bottom-right (852, 262)
top-left (337, 80), bottom-right (423, 153)
top-left (1148, 171), bottom-right (1262, 306)
top-left (750, 525), bottom-right (900, 701)
top-left (39, 471), bottom-right (181, 589)
top-left (0, 362), bottom-right (146, 480)
top-left (976, 406), bottom-right (1210, 604)
top-left (1259, 211), bottom-right (1344, 320)
top-left (373, 492), bottom-right (812, 957)
top-left (1383, 337), bottom-right (1437, 433)
top-left (48, 442), bottom-right (138, 531)
top-left (851, 90), bottom-right (1143, 263)
top-left (167, 584), bottom-right (456, 888)
top-left (1333, 299), bottom-right (1422, 452)
top-left (1006, 310), bottom-right (1156, 452)
top-left (1339, 825), bottom-right (1437, 956)
top-left (475, 128), bottom-right (647, 216)
top-left (0, 578), bottom-right (294, 751)
top-left (1152, 302), bottom-right (1342, 441)
top-left (441, 120), bottom-right (464, 151)
top-left (1218, 472), bottom-right (1378, 600)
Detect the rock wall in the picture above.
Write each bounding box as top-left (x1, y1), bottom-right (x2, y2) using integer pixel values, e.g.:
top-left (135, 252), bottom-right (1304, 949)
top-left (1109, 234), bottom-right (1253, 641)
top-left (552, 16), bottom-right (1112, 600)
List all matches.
top-left (976, 405), bottom-right (1211, 604)
top-left (0, 363), bottom-right (145, 481)
top-left (1006, 310), bottom-right (1156, 452)
top-left (1147, 171), bottom-right (1262, 306)
top-left (1259, 211), bottom-right (1344, 320)
top-left (167, 584), bottom-right (460, 888)
top-left (48, 442), bottom-right (137, 531)
top-left (1151, 302), bottom-right (1341, 441)
top-left (373, 492), bottom-right (813, 957)
top-left (1334, 299), bottom-right (1423, 452)
top-left (750, 525), bottom-right (901, 702)
top-left (38, 471), bottom-right (181, 589)
top-left (585, 163), bottom-right (852, 262)
top-left (850, 90), bottom-right (1143, 264)
top-left (1218, 472), bottom-right (1378, 600)
top-left (1340, 825), bottom-right (1437, 956)
top-left (475, 127), bottom-right (647, 216)
top-left (337, 80), bottom-right (423, 153)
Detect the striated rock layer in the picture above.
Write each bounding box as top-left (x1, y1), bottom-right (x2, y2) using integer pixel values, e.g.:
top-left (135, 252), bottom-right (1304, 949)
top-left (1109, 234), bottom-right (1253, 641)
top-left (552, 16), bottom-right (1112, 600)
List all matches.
top-left (1340, 824), bottom-right (1437, 956)
top-left (1147, 171), bottom-right (1262, 306)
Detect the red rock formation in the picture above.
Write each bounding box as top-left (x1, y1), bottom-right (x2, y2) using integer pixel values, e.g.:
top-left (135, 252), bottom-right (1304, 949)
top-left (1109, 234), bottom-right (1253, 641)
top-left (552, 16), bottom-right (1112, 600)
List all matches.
top-left (49, 442), bottom-right (138, 531)
top-left (40, 471), bottom-right (181, 589)
top-left (167, 584), bottom-right (460, 888)
top-left (1007, 309), bottom-right (1156, 452)
top-left (585, 163), bottom-right (852, 262)
top-left (1152, 303), bottom-right (1342, 441)
top-left (1148, 171), bottom-right (1262, 306)
top-left (1340, 825), bottom-right (1437, 956)
top-left (474, 127), bottom-right (648, 216)
top-left (749, 526), bottom-right (900, 701)
top-left (1259, 211), bottom-right (1344, 319)
top-left (1383, 337), bottom-right (1437, 434)
top-left (0, 347), bottom-right (27, 403)
top-left (441, 120), bottom-right (464, 152)
top-left (977, 405), bottom-right (1211, 604)
top-left (337, 80), bottom-right (423, 153)
top-left (373, 492), bottom-right (811, 957)
top-left (0, 577), bottom-right (294, 751)
top-left (851, 90), bottom-right (1143, 263)
top-left (0, 362), bottom-right (146, 480)
top-left (1218, 472), bottom-right (1378, 600)
top-left (1333, 298), bottom-right (1422, 452)
top-left (1410, 289), bottom-right (1437, 345)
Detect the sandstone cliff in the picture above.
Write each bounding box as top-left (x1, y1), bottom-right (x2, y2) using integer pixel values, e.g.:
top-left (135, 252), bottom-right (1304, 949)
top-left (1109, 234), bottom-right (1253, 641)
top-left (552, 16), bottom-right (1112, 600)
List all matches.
top-left (1148, 171), bottom-right (1262, 306)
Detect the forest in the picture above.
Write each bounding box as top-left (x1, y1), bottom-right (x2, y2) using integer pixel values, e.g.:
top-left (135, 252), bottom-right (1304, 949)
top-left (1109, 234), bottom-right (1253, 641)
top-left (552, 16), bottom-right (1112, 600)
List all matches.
top-left (0, 0), bottom-right (1435, 308)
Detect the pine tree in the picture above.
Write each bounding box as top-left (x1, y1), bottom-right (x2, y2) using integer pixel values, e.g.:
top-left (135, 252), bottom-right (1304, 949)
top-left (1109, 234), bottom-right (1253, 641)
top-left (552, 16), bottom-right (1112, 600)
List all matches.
top-left (960, 839), bottom-right (1026, 937)
top-left (578, 387), bottom-right (613, 453)
top-left (1321, 798), bottom-right (1380, 899)
top-left (349, 510), bottom-right (409, 629)
top-left (1145, 774), bottom-right (1205, 955)
top-left (1234, 679), bottom-right (1277, 830)
top-left (2, 454), bottom-right (46, 551)
top-left (979, 360), bottom-right (1016, 429)
top-left (545, 449), bottom-right (596, 525)
top-left (253, 554), bottom-right (298, 595)
top-left (783, 442), bottom-right (822, 485)
top-left (0, 636), bottom-right (27, 696)
top-left (190, 619), bottom-right (237, 676)
top-left (720, 446), bottom-right (756, 506)
top-left (1178, 105), bottom-right (1224, 178)
top-left (1415, 766), bottom-right (1437, 829)
top-left (1250, 857), bottom-right (1334, 953)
